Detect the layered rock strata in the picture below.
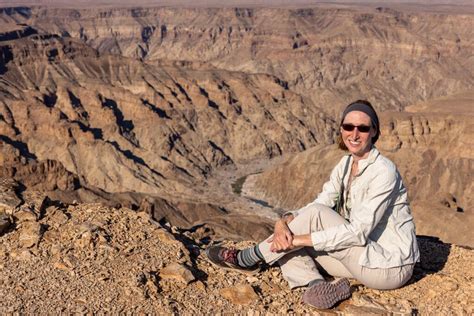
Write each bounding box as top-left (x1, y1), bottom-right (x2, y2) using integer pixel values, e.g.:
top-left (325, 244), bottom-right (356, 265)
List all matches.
top-left (1, 6), bottom-right (472, 114)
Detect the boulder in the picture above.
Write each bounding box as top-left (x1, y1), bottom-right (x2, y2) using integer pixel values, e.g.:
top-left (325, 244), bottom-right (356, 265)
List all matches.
top-left (220, 283), bottom-right (259, 305)
top-left (159, 263), bottom-right (195, 284)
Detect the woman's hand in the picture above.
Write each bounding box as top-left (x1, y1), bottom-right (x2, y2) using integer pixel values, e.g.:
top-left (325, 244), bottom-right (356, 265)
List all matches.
top-left (267, 219), bottom-right (294, 252)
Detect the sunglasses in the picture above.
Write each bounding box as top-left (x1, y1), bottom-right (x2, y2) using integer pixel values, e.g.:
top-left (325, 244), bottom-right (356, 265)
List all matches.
top-left (341, 123), bottom-right (371, 133)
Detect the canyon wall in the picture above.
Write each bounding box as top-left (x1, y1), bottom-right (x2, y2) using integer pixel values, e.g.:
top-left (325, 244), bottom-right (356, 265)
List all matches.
top-left (0, 5), bottom-right (472, 241)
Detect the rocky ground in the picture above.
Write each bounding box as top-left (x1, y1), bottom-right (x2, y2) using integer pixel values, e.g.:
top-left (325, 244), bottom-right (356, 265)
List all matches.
top-left (0, 200), bottom-right (472, 314)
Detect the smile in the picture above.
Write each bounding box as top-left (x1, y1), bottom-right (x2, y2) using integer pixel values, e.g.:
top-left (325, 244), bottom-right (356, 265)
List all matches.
top-left (349, 140), bottom-right (361, 145)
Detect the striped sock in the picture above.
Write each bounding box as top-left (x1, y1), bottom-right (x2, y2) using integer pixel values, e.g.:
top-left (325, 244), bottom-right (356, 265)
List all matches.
top-left (237, 245), bottom-right (264, 268)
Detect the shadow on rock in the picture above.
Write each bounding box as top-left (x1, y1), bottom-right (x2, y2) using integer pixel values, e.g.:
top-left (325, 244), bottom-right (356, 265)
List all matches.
top-left (149, 217), bottom-right (210, 283)
top-left (410, 235), bottom-right (451, 284)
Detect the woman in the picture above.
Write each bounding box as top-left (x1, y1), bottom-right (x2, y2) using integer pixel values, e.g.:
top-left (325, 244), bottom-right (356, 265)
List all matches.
top-left (206, 100), bottom-right (419, 309)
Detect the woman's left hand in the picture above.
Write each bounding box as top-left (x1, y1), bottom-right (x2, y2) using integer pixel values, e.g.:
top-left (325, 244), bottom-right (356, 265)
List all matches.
top-left (267, 220), bottom-right (294, 252)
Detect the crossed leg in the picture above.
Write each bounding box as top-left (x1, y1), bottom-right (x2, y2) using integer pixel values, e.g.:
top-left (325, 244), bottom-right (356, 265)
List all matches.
top-left (258, 203), bottom-right (413, 290)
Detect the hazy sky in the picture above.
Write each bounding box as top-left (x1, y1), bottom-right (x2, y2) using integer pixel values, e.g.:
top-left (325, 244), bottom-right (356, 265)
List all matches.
top-left (0, 0), bottom-right (472, 5)
top-left (0, 0), bottom-right (473, 11)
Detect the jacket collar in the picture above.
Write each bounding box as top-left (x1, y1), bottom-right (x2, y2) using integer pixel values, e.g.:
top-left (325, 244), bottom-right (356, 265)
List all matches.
top-left (350, 146), bottom-right (380, 176)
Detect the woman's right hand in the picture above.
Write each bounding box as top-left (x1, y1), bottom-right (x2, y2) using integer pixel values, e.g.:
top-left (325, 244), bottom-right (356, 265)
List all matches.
top-left (267, 219), bottom-right (294, 252)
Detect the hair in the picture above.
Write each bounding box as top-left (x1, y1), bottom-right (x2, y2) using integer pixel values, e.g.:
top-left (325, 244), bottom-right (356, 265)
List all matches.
top-left (337, 100), bottom-right (380, 151)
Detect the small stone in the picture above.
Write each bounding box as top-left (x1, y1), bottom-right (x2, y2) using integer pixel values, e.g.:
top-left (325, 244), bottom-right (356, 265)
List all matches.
top-left (0, 178), bottom-right (22, 209)
top-left (146, 279), bottom-right (162, 299)
top-left (159, 263), bottom-right (195, 284)
top-left (63, 255), bottom-right (77, 269)
top-left (219, 283), bottom-right (259, 305)
top-left (189, 226), bottom-right (210, 241)
top-left (381, 303), bottom-right (398, 312)
top-left (156, 229), bottom-right (177, 244)
top-left (398, 299), bottom-right (413, 308)
top-left (98, 275), bottom-right (110, 282)
top-left (177, 249), bottom-right (184, 259)
top-left (79, 222), bottom-right (100, 234)
top-left (123, 245), bottom-right (135, 254)
top-left (75, 231), bottom-right (93, 249)
top-left (74, 297), bottom-right (87, 304)
top-left (75, 306), bottom-right (87, 313)
top-left (50, 244), bottom-right (62, 255)
top-left (355, 294), bottom-right (386, 310)
top-left (98, 234), bottom-right (108, 244)
top-left (342, 304), bottom-right (387, 315)
top-left (137, 211), bottom-right (150, 221)
top-left (259, 281), bottom-right (281, 295)
top-left (246, 276), bottom-right (259, 283)
top-left (443, 280), bottom-right (459, 291)
top-left (99, 244), bottom-right (117, 254)
top-left (133, 231), bottom-right (146, 241)
top-left (426, 288), bottom-right (438, 299)
top-left (14, 208), bottom-right (37, 222)
top-left (19, 222), bottom-right (42, 248)
top-left (53, 261), bottom-right (71, 272)
top-left (195, 280), bottom-right (206, 292)
top-left (49, 208), bottom-right (69, 227)
top-left (11, 249), bottom-right (35, 262)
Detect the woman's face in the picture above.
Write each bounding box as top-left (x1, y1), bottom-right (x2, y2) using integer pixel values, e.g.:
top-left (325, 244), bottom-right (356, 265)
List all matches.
top-left (340, 111), bottom-right (376, 159)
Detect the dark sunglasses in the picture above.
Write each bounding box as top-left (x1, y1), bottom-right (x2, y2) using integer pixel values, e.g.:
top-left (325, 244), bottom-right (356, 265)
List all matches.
top-left (341, 123), bottom-right (371, 133)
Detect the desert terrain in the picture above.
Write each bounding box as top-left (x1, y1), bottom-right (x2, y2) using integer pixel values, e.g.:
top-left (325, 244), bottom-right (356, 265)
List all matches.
top-left (0, 0), bottom-right (473, 314)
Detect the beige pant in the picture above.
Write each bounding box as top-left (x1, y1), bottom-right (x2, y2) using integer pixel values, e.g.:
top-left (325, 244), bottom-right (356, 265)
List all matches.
top-left (259, 203), bottom-right (414, 290)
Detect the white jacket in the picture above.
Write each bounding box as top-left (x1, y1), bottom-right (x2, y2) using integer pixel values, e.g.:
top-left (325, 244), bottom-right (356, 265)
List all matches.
top-left (298, 147), bottom-right (420, 268)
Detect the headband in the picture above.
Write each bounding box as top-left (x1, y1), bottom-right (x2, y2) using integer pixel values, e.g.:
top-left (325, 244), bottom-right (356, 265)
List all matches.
top-left (341, 102), bottom-right (379, 130)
